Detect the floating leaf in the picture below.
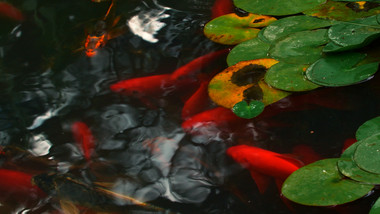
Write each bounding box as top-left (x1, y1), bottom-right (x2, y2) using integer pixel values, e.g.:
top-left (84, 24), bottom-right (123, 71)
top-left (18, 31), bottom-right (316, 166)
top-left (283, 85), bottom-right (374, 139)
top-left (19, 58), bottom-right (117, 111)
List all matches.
top-left (304, 1), bottom-right (380, 21)
top-left (259, 80), bottom-right (290, 106)
top-left (305, 52), bottom-right (379, 87)
top-left (370, 197), bottom-right (380, 214)
top-left (269, 29), bottom-right (329, 64)
top-left (282, 158), bottom-right (374, 206)
top-left (324, 15), bottom-right (380, 52)
top-left (337, 158), bottom-right (380, 184)
top-left (341, 140), bottom-right (362, 158)
top-left (265, 62), bottom-right (320, 92)
top-left (204, 13), bottom-right (276, 45)
top-left (227, 37), bottom-right (271, 66)
top-left (354, 134), bottom-right (380, 174)
top-left (233, 0), bottom-right (326, 16)
top-left (259, 15), bottom-right (335, 44)
top-left (232, 100), bottom-right (265, 119)
top-left (356, 116), bottom-right (380, 141)
top-left (208, 59), bottom-right (281, 109)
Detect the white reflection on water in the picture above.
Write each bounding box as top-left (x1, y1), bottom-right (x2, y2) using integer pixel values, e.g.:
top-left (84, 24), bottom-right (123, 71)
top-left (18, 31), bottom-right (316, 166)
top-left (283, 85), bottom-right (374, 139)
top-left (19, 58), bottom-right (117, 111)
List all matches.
top-left (127, 4), bottom-right (170, 43)
top-left (28, 133), bottom-right (52, 156)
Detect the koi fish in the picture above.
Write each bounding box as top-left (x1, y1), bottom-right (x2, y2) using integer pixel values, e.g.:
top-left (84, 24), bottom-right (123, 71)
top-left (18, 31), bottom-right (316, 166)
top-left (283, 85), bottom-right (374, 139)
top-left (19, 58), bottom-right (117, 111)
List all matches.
top-left (0, 169), bottom-right (46, 204)
top-left (291, 144), bottom-right (322, 165)
top-left (226, 145), bottom-right (304, 193)
top-left (0, 2), bottom-right (24, 21)
top-left (71, 122), bottom-right (95, 161)
top-left (211, 0), bottom-right (234, 19)
top-left (111, 74), bottom-right (175, 97)
top-left (170, 49), bottom-right (229, 81)
top-left (182, 81), bottom-right (212, 120)
top-left (181, 107), bottom-right (247, 134)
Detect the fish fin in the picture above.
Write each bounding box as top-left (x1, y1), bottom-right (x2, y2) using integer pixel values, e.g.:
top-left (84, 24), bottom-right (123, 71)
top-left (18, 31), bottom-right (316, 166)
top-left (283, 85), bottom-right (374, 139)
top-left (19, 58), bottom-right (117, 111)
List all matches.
top-left (292, 144), bottom-right (322, 165)
top-left (249, 169), bottom-right (271, 194)
top-left (277, 154), bottom-right (304, 168)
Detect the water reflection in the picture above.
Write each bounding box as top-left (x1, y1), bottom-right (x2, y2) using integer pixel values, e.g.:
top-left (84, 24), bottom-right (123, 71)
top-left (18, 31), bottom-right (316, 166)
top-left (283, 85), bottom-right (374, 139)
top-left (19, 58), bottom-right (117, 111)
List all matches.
top-left (0, 0), bottom-right (379, 213)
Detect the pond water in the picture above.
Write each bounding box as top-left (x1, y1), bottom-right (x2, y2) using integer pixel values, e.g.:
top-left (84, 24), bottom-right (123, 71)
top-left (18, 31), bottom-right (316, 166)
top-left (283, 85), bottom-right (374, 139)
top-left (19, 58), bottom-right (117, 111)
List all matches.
top-left (0, 0), bottom-right (380, 213)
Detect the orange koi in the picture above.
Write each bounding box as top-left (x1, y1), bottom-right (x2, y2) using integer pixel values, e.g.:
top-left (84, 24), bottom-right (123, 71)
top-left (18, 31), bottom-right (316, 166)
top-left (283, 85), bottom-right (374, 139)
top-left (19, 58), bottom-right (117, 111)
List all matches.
top-left (170, 49), bottom-right (229, 81)
top-left (181, 81), bottom-right (211, 120)
top-left (227, 145), bottom-right (304, 192)
top-left (181, 107), bottom-right (247, 134)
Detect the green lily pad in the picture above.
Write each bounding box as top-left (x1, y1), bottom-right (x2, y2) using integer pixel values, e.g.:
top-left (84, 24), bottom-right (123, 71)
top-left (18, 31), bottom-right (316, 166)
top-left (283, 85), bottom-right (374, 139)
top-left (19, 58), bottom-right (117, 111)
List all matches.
top-left (260, 15), bottom-right (335, 44)
top-left (269, 29), bottom-right (329, 64)
top-left (356, 116), bottom-right (380, 141)
top-left (354, 134), bottom-right (380, 174)
top-left (337, 158), bottom-right (380, 184)
top-left (282, 158), bottom-right (374, 206)
top-left (227, 37), bottom-right (271, 66)
top-left (325, 15), bottom-right (380, 52)
top-left (305, 52), bottom-right (379, 87)
top-left (369, 197), bottom-right (380, 214)
top-left (341, 140), bottom-right (361, 158)
top-left (233, 0), bottom-right (326, 16)
top-left (232, 100), bottom-right (265, 119)
top-left (264, 62), bottom-right (320, 92)
top-left (303, 1), bottom-right (380, 21)
top-left (204, 13), bottom-right (276, 45)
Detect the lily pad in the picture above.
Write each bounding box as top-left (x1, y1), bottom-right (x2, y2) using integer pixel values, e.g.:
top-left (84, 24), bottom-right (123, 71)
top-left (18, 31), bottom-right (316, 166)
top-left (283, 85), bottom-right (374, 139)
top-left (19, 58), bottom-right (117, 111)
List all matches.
top-left (282, 158), bottom-right (374, 206)
top-left (204, 13), bottom-right (276, 45)
top-left (324, 15), bottom-right (380, 52)
top-left (259, 80), bottom-right (290, 106)
top-left (369, 197), bottom-right (380, 214)
top-left (269, 29), bottom-right (329, 64)
top-left (227, 37), bottom-right (271, 66)
top-left (337, 158), bottom-right (380, 184)
top-left (356, 116), bottom-right (380, 141)
top-left (232, 100), bottom-right (265, 119)
top-left (341, 140), bottom-right (362, 158)
top-left (265, 62), bottom-right (320, 92)
top-left (303, 1), bottom-right (380, 21)
top-left (260, 15), bottom-right (335, 44)
top-left (233, 0), bottom-right (326, 16)
top-left (208, 59), bottom-right (283, 109)
top-left (305, 52), bottom-right (379, 87)
top-left (354, 134), bottom-right (380, 174)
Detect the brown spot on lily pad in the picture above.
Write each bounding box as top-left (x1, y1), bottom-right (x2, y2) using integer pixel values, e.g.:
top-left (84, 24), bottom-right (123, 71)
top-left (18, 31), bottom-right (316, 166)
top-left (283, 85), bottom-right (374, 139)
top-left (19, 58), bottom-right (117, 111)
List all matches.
top-left (208, 59), bottom-right (278, 109)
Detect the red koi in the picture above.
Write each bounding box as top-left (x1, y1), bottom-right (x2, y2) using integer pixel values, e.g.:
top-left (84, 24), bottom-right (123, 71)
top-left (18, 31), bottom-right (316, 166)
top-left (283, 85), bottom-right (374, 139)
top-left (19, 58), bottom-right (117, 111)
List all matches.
top-left (170, 49), bottom-right (229, 81)
top-left (182, 81), bottom-right (211, 120)
top-left (0, 169), bottom-right (45, 204)
top-left (227, 145), bottom-right (304, 182)
top-left (110, 74), bottom-right (175, 97)
top-left (71, 122), bottom-right (95, 161)
top-left (291, 144), bottom-right (322, 165)
top-left (181, 107), bottom-right (247, 134)
top-left (0, 2), bottom-right (24, 21)
top-left (211, 0), bottom-right (234, 19)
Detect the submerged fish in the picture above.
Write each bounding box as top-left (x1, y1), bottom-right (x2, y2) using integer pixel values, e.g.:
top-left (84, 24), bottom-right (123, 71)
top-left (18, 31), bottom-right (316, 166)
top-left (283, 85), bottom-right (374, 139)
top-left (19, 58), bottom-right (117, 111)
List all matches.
top-left (227, 145), bottom-right (304, 193)
top-left (71, 122), bottom-right (96, 162)
top-left (0, 2), bottom-right (24, 21)
top-left (211, 0), bottom-right (234, 18)
top-left (0, 169), bottom-right (46, 204)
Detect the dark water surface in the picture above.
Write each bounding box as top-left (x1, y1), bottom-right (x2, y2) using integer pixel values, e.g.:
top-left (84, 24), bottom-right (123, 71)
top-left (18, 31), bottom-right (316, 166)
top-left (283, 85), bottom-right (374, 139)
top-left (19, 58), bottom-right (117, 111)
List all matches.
top-left (1, 0), bottom-right (380, 213)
